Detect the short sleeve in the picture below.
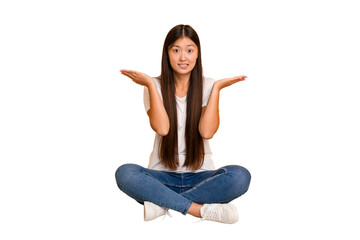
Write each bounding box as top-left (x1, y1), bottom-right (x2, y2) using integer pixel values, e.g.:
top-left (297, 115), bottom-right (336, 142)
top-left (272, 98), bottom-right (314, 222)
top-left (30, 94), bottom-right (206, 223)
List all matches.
top-left (202, 77), bottom-right (216, 107)
top-left (143, 86), bottom-right (150, 113)
top-left (143, 77), bottom-right (162, 113)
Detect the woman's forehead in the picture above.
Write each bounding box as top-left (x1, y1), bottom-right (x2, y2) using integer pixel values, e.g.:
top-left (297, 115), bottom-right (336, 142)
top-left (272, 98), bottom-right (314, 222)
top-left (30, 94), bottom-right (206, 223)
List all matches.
top-left (170, 37), bottom-right (197, 48)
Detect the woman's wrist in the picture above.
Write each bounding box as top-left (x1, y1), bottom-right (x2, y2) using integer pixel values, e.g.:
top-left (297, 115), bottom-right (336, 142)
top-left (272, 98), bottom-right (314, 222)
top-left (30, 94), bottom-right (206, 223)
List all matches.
top-left (145, 77), bottom-right (156, 88)
top-left (212, 81), bottom-right (222, 92)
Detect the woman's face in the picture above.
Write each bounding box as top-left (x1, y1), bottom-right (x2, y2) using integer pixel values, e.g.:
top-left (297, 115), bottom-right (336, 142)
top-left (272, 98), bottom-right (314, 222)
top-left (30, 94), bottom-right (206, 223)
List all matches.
top-left (168, 37), bottom-right (198, 77)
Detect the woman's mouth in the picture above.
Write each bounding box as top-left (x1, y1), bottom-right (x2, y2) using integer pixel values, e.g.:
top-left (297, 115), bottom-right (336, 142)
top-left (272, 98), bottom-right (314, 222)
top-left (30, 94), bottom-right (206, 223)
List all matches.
top-left (178, 64), bottom-right (189, 69)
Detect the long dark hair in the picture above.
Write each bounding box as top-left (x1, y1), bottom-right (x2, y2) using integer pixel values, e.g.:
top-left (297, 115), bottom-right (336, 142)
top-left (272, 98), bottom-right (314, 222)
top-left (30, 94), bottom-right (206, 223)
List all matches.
top-left (159, 24), bottom-right (205, 171)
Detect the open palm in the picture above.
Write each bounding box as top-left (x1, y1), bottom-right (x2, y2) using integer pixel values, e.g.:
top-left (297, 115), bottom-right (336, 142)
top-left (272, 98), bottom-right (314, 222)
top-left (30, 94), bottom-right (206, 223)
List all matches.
top-left (214, 75), bottom-right (247, 90)
top-left (120, 69), bottom-right (154, 87)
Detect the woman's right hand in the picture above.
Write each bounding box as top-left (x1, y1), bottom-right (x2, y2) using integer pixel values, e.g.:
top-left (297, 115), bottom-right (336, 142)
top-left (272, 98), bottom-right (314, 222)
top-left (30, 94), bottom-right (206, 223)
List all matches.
top-left (121, 69), bottom-right (169, 136)
top-left (120, 69), bottom-right (154, 87)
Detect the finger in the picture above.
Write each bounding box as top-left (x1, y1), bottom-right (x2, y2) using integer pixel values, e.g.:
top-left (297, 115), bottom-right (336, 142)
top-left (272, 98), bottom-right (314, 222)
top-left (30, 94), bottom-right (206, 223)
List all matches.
top-left (120, 69), bottom-right (137, 75)
top-left (231, 76), bottom-right (246, 84)
top-left (235, 75), bottom-right (247, 81)
top-left (128, 72), bottom-right (138, 79)
top-left (120, 70), bottom-right (131, 76)
top-left (230, 76), bottom-right (245, 82)
top-left (121, 69), bottom-right (137, 78)
top-left (232, 77), bottom-right (244, 83)
top-left (121, 72), bottom-right (133, 79)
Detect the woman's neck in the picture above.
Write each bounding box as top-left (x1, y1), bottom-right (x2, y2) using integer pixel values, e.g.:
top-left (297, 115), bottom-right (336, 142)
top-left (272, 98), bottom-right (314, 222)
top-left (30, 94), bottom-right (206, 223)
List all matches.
top-left (174, 73), bottom-right (190, 92)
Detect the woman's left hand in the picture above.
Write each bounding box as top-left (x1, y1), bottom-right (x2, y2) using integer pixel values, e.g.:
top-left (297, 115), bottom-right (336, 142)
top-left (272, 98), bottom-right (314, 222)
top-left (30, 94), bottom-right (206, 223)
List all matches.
top-left (213, 75), bottom-right (247, 91)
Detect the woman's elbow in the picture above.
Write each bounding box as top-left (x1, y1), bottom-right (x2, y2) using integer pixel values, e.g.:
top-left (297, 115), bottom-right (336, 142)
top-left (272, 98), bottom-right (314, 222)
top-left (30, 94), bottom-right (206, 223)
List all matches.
top-left (156, 127), bottom-right (169, 136)
top-left (151, 122), bottom-right (170, 136)
top-left (199, 119), bottom-right (219, 140)
top-left (201, 133), bottom-right (214, 140)
top-left (199, 128), bottom-right (215, 140)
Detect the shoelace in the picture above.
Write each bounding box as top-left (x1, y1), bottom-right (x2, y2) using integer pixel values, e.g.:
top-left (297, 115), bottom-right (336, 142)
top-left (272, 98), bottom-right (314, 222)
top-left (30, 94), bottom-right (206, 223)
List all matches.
top-left (202, 209), bottom-right (220, 221)
top-left (161, 208), bottom-right (172, 219)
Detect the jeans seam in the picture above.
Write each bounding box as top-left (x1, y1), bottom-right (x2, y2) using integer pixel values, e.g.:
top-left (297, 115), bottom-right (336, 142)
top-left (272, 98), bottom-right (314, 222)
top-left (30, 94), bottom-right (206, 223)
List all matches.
top-left (183, 200), bottom-right (193, 215)
top-left (118, 182), bottom-right (146, 203)
top-left (181, 173), bottom-right (184, 193)
top-left (143, 172), bottom-right (182, 188)
top-left (180, 167), bottom-right (228, 196)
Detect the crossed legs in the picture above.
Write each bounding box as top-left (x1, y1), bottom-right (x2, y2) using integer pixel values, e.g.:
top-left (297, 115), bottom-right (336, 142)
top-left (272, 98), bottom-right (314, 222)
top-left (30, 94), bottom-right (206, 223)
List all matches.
top-left (115, 164), bottom-right (251, 217)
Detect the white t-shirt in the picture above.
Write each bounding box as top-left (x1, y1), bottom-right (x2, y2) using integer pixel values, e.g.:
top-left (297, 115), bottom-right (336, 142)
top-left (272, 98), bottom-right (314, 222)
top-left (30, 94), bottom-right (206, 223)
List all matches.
top-left (143, 77), bottom-right (216, 173)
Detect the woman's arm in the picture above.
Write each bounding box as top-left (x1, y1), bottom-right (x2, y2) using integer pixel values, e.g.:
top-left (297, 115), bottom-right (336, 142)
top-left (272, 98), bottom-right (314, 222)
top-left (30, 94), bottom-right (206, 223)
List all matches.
top-left (146, 81), bottom-right (170, 136)
top-left (120, 70), bottom-right (170, 136)
top-left (198, 75), bottom-right (247, 140)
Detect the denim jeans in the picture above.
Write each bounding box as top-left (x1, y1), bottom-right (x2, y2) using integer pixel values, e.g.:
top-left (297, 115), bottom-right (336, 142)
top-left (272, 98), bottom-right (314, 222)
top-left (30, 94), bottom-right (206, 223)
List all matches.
top-left (115, 163), bottom-right (251, 215)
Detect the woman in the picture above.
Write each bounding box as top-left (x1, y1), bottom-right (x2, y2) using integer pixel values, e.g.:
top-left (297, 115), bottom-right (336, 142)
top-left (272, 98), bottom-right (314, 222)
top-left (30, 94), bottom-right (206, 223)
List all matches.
top-left (115, 24), bottom-right (251, 224)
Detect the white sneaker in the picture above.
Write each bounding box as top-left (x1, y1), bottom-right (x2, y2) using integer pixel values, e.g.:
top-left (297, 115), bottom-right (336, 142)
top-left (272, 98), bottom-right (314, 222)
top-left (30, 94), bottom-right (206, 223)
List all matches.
top-left (144, 201), bottom-right (171, 221)
top-left (200, 203), bottom-right (239, 224)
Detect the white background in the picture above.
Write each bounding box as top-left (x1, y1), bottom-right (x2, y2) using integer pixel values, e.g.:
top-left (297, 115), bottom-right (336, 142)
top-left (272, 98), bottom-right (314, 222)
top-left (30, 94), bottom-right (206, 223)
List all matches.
top-left (1, 0), bottom-right (359, 239)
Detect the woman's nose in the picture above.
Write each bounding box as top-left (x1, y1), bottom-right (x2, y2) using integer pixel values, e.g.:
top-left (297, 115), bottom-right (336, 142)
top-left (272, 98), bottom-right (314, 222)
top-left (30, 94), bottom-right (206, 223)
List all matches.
top-left (180, 52), bottom-right (186, 60)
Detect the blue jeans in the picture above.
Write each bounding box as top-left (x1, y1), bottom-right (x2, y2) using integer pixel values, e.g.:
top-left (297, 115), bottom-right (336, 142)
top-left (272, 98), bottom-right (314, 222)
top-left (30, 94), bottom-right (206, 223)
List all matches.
top-left (115, 164), bottom-right (251, 215)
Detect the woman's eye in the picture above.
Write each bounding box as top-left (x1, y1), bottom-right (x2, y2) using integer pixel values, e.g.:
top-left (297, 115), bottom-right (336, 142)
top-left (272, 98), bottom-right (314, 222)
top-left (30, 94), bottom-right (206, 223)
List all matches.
top-left (174, 49), bottom-right (179, 53)
top-left (188, 49), bottom-right (193, 53)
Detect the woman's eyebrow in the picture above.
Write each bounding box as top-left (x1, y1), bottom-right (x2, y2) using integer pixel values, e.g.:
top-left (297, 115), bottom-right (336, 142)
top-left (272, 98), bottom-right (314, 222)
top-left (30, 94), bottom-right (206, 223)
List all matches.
top-left (172, 44), bottom-right (195, 48)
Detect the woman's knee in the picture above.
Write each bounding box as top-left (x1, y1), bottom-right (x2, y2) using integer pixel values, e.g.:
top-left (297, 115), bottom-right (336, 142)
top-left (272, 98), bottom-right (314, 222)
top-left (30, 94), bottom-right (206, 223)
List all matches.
top-left (115, 163), bottom-right (143, 186)
top-left (224, 165), bottom-right (251, 193)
